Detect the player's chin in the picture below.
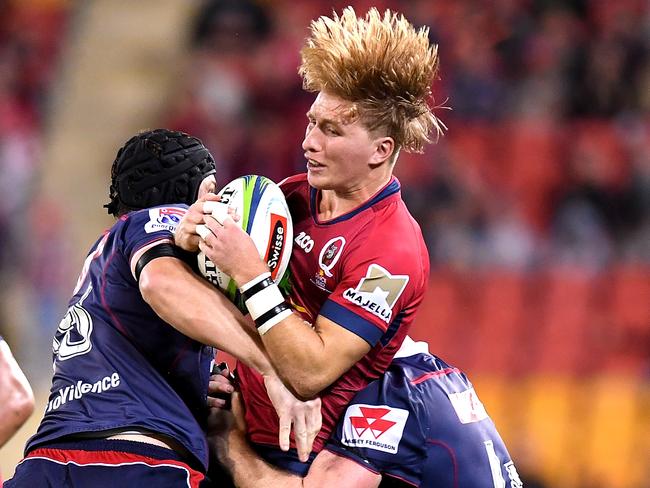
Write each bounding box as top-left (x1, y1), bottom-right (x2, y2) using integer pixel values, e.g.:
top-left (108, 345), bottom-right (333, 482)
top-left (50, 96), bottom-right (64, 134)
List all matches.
top-left (306, 170), bottom-right (329, 189)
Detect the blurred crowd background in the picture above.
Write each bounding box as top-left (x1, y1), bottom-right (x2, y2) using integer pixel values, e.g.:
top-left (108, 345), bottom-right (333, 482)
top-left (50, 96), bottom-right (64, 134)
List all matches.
top-left (0, 0), bottom-right (648, 486)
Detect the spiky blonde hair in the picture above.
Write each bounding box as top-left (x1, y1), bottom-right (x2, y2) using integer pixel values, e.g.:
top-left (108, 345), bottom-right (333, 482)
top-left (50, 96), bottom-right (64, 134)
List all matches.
top-left (299, 7), bottom-right (444, 153)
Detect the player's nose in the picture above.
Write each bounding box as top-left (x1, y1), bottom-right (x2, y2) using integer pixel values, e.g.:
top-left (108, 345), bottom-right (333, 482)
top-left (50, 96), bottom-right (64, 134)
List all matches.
top-left (302, 126), bottom-right (320, 153)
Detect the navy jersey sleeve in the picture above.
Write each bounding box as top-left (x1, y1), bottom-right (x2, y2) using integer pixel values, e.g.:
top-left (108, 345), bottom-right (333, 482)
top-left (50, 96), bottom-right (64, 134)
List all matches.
top-left (325, 370), bottom-right (428, 486)
top-left (120, 205), bottom-right (188, 265)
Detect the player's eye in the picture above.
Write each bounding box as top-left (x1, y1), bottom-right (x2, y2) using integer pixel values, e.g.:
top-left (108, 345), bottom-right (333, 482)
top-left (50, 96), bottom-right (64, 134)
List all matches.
top-left (324, 126), bottom-right (340, 136)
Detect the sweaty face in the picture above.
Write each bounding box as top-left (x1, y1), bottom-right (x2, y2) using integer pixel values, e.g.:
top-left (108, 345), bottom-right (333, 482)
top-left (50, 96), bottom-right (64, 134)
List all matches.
top-left (302, 92), bottom-right (382, 193)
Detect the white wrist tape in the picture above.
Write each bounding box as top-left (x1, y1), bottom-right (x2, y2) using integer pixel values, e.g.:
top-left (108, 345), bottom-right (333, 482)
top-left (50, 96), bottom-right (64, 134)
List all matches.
top-left (240, 272), bottom-right (272, 294)
top-left (257, 308), bottom-right (293, 336)
top-left (240, 272), bottom-right (291, 335)
top-left (245, 284), bottom-right (285, 321)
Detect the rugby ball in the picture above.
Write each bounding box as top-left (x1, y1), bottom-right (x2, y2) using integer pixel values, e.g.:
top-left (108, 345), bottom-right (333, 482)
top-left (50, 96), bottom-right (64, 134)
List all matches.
top-left (197, 175), bottom-right (292, 312)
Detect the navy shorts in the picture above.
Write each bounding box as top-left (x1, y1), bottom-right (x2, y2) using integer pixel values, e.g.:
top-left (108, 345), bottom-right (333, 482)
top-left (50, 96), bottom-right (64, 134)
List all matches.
top-left (252, 443), bottom-right (317, 477)
top-left (4, 439), bottom-right (207, 487)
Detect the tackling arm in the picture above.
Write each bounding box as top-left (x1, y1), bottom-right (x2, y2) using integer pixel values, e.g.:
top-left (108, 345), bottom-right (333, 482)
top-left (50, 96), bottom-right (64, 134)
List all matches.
top-left (137, 244), bottom-right (322, 461)
top-left (215, 393), bottom-right (380, 488)
top-left (138, 254), bottom-right (273, 377)
top-left (0, 339), bottom-right (35, 447)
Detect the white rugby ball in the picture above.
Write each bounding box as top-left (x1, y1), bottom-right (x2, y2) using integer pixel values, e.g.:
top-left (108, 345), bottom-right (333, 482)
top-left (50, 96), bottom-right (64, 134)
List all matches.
top-left (197, 175), bottom-right (293, 312)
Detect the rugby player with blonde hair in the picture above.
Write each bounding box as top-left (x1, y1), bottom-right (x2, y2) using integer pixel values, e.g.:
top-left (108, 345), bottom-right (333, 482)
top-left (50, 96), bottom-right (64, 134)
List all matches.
top-left (177, 5), bottom-right (447, 478)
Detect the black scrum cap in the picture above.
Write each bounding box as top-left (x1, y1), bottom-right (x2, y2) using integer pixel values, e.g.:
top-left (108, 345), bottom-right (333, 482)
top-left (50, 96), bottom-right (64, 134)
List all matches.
top-left (105, 129), bottom-right (216, 216)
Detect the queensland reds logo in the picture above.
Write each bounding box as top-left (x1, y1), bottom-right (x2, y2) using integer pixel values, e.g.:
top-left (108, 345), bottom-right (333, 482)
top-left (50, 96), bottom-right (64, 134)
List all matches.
top-left (318, 236), bottom-right (346, 278)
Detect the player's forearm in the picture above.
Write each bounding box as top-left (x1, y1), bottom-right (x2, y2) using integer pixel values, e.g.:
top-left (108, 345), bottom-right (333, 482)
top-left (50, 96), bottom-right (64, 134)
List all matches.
top-left (259, 314), bottom-right (338, 398)
top-left (0, 343), bottom-right (35, 447)
top-left (0, 393), bottom-right (34, 446)
top-left (140, 258), bottom-right (274, 376)
top-left (218, 428), bottom-right (304, 488)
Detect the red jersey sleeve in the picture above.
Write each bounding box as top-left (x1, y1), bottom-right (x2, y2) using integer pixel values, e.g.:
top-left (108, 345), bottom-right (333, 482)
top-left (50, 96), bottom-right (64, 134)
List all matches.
top-left (319, 211), bottom-right (429, 346)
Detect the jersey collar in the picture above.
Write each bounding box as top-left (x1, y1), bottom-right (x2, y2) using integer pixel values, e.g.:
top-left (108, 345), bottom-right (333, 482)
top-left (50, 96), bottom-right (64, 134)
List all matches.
top-left (309, 177), bottom-right (401, 225)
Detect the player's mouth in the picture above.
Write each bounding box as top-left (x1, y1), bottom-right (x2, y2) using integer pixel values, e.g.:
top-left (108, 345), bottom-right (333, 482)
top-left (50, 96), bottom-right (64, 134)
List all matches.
top-left (307, 159), bottom-right (325, 170)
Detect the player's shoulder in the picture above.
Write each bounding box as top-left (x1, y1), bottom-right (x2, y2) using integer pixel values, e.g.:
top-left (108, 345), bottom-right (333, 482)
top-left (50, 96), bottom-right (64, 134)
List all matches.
top-left (390, 339), bottom-right (468, 387)
top-left (367, 207), bottom-right (422, 247)
top-left (372, 198), bottom-right (422, 241)
top-left (110, 204), bottom-right (188, 256)
top-left (352, 206), bottom-right (429, 280)
top-left (393, 350), bottom-right (464, 380)
top-left (390, 351), bottom-right (480, 421)
top-left (361, 179), bottom-right (422, 238)
top-left (118, 204), bottom-right (188, 230)
top-left (387, 353), bottom-right (434, 384)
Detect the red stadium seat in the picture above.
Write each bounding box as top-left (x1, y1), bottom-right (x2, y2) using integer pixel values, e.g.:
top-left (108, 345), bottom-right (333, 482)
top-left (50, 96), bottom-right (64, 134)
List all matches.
top-left (571, 120), bottom-right (630, 188)
top-left (410, 271), bottom-right (465, 364)
top-left (468, 271), bottom-right (527, 375)
top-left (601, 265), bottom-right (650, 373)
top-left (531, 268), bottom-right (595, 374)
top-left (499, 120), bottom-right (563, 231)
top-left (609, 265), bottom-right (650, 331)
top-left (445, 122), bottom-right (497, 186)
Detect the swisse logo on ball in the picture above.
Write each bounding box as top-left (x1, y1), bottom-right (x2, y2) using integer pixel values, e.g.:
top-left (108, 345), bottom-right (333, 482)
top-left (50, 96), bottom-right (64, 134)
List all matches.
top-left (265, 213), bottom-right (288, 280)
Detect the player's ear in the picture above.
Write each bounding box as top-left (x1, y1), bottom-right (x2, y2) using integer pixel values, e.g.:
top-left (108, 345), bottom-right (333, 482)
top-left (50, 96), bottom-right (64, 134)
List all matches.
top-left (371, 136), bottom-right (395, 166)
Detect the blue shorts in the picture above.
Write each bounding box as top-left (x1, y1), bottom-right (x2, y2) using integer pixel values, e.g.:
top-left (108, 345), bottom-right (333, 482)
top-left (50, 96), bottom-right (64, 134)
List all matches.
top-left (252, 443), bottom-right (317, 477)
top-left (4, 439), bottom-right (207, 487)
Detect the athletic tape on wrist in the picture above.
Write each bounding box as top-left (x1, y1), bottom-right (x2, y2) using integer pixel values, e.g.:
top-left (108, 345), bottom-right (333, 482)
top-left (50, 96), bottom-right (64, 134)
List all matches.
top-left (245, 284), bottom-right (285, 321)
top-left (257, 308), bottom-right (293, 335)
top-left (240, 272), bottom-right (272, 295)
top-left (241, 272), bottom-right (291, 334)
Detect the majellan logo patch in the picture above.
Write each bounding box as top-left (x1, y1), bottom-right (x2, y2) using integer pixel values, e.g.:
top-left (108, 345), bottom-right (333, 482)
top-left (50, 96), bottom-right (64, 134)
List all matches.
top-left (264, 213), bottom-right (287, 280)
top-left (341, 404), bottom-right (409, 454)
top-left (343, 264), bottom-right (409, 323)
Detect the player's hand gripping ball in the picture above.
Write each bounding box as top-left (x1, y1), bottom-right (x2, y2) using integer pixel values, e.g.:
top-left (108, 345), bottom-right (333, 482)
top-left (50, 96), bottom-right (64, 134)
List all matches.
top-left (197, 175), bottom-right (293, 312)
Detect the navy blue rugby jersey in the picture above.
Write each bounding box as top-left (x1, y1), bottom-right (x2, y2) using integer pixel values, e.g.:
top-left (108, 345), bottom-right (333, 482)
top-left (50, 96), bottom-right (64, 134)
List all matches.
top-left (326, 337), bottom-right (522, 487)
top-left (26, 205), bottom-right (215, 470)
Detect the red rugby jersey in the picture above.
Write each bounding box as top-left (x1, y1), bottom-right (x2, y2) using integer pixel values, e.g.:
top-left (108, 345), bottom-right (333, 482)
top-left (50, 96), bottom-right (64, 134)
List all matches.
top-left (237, 173), bottom-right (430, 453)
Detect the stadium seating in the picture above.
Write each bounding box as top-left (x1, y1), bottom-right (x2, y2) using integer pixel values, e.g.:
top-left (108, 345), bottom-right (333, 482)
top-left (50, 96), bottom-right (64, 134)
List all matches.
top-left (469, 271), bottom-right (528, 375)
